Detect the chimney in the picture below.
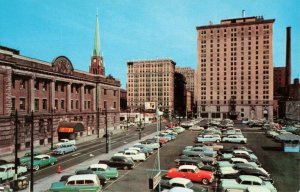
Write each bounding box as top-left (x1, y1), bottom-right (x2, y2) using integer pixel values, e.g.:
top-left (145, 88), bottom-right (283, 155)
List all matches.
top-left (286, 27), bottom-right (291, 99)
top-left (242, 10), bottom-right (245, 18)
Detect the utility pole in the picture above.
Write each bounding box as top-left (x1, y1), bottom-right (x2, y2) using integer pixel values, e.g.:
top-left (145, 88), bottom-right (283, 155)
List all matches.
top-left (105, 107), bottom-right (108, 153)
top-left (14, 110), bottom-right (18, 182)
top-left (97, 107), bottom-right (100, 138)
top-left (30, 111), bottom-right (34, 192)
top-left (50, 108), bottom-right (54, 150)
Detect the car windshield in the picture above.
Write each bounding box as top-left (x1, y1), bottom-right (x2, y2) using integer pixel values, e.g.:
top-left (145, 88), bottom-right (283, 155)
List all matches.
top-left (0, 168), bottom-right (5, 172)
top-left (34, 157), bottom-right (42, 161)
top-left (186, 181), bottom-right (193, 188)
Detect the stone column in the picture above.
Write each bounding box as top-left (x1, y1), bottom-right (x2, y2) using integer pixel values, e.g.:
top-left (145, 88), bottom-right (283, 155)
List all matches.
top-left (92, 86), bottom-right (96, 111)
top-left (67, 83), bottom-right (71, 112)
top-left (80, 84), bottom-right (85, 111)
top-left (28, 76), bottom-right (35, 112)
top-left (50, 79), bottom-right (55, 110)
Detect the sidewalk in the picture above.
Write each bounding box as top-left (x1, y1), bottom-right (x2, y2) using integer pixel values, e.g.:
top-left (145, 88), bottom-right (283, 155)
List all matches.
top-left (0, 126), bottom-right (129, 162)
top-left (19, 131), bottom-right (158, 192)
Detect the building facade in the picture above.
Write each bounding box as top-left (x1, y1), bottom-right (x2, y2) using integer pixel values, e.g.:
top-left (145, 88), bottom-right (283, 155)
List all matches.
top-left (0, 15), bottom-right (120, 154)
top-left (127, 59), bottom-right (176, 112)
top-left (274, 67), bottom-right (286, 97)
top-left (120, 88), bottom-right (127, 112)
top-left (175, 67), bottom-right (195, 93)
top-left (195, 16), bottom-right (274, 120)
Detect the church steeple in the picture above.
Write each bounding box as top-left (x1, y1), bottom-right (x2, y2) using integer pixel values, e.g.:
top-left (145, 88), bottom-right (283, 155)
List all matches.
top-left (93, 13), bottom-right (101, 57)
top-left (89, 11), bottom-right (105, 75)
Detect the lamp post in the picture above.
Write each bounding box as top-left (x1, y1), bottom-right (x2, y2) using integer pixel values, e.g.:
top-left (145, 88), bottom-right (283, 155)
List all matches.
top-left (105, 107), bottom-right (108, 153)
top-left (97, 107), bottom-right (100, 138)
top-left (50, 108), bottom-right (56, 150)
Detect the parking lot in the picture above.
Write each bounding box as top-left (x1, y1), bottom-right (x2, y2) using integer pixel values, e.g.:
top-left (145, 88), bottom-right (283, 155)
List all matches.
top-left (103, 121), bottom-right (300, 192)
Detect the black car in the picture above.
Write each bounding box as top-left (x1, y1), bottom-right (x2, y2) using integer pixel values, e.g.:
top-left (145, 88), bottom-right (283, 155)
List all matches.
top-left (233, 153), bottom-right (260, 165)
top-left (75, 170), bottom-right (108, 185)
top-left (0, 160), bottom-right (9, 166)
top-left (98, 156), bottom-right (134, 170)
top-left (175, 159), bottom-right (215, 172)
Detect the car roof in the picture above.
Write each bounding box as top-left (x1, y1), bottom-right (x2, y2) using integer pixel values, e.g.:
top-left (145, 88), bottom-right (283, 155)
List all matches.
top-left (89, 164), bottom-right (108, 169)
top-left (247, 186), bottom-right (271, 192)
top-left (125, 149), bottom-right (138, 153)
top-left (239, 175), bottom-right (262, 183)
top-left (178, 165), bottom-right (197, 170)
top-left (169, 187), bottom-right (193, 192)
top-left (169, 177), bottom-right (190, 185)
top-left (233, 150), bottom-right (249, 154)
top-left (35, 154), bottom-right (50, 158)
top-left (0, 163), bottom-right (14, 168)
top-left (68, 174), bottom-right (98, 181)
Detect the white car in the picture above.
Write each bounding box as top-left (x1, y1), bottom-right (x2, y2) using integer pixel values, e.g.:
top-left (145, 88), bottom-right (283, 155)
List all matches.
top-left (217, 158), bottom-right (259, 168)
top-left (222, 135), bottom-right (247, 144)
top-left (162, 187), bottom-right (194, 192)
top-left (197, 135), bottom-right (221, 143)
top-left (188, 125), bottom-right (204, 131)
top-left (173, 127), bottom-right (185, 133)
top-left (55, 139), bottom-right (76, 148)
top-left (140, 140), bottom-right (160, 149)
top-left (0, 164), bottom-right (27, 182)
top-left (114, 149), bottom-right (146, 162)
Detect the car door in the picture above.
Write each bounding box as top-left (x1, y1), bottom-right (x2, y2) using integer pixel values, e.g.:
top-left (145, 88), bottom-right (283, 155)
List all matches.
top-left (112, 158), bottom-right (122, 168)
top-left (178, 168), bottom-right (188, 178)
top-left (7, 166), bottom-right (14, 179)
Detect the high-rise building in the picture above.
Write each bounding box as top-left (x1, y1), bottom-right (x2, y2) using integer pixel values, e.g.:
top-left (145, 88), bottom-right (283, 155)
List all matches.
top-left (274, 67), bottom-right (286, 97)
top-left (175, 67), bottom-right (195, 93)
top-left (195, 16), bottom-right (275, 120)
top-left (127, 59), bottom-right (175, 112)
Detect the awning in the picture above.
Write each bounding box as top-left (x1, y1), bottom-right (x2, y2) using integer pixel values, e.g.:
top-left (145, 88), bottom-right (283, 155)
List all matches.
top-left (58, 122), bottom-right (84, 133)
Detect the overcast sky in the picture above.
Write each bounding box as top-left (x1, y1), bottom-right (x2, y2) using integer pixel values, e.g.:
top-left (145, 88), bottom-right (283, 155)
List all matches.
top-left (1, 0), bottom-right (299, 88)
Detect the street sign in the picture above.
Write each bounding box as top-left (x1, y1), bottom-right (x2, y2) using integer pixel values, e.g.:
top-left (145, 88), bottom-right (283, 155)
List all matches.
top-left (148, 171), bottom-right (161, 190)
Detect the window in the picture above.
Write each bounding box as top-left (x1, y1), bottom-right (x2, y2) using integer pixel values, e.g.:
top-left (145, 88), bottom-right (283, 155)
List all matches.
top-left (76, 100), bottom-right (79, 109)
top-left (11, 98), bottom-right (15, 111)
top-left (20, 98), bottom-right (26, 110)
top-left (55, 83), bottom-right (58, 91)
top-left (104, 89), bottom-right (107, 95)
top-left (42, 82), bottom-right (47, 91)
top-left (61, 100), bottom-right (65, 109)
top-left (114, 102), bottom-right (116, 108)
top-left (55, 99), bottom-right (58, 110)
top-left (20, 79), bottom-right (25, 89)
top-left (34, 99), bottom-right (39, 111)
top-left (39, 119), bottom-right (44, 133)
top-left (34, 80), bottom-right (39, 90)
top-left (12, 79), bottom-right (15, 89)
top-left (88, 101), bottom-right (91, 109)
top-left (42, 99), bottom-right (47, 110)
top-left (61, 84), bottom-right (64, 92)
top-left (104, 101), bottom-right (107, 109)
top-left (114, 90), bottom-right (117, 96)
top-left (71, 100), bottom-right (73, 109)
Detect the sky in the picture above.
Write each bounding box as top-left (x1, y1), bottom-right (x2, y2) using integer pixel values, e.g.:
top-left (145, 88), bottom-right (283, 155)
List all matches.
top-left (0, 0), bottom-right (299, 88)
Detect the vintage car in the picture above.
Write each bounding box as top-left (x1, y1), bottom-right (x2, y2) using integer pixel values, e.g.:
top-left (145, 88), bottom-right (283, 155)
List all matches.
top-left (75, 170), bottom-right (109, 185)
top-left (222, 135), bottom-right (247, 144)
top-left (26, 154), bottom-right (57, 171)
top-left (130, 145), bottom-right (153, 157)
top-left (217, 158), bottom-right (259, 168)
top-left (162, 187), bottom-right (194, 192)
top-left (19, 151), bottom-right (41, 165)
top-left (173, 127), bottom-right (185, 134)
top-left (176, 154), bottom-right (216, 165)
top-left (49, 174), bottom-right (102, 192)
top-left (139, 140), bottom-right (160, 149)
top-left (54, 139), bottom-right (76, 148)
top-left (166, 165), bottom-right (214, 185)
top-left (0, 164), bottom-right (27, 182)
top-left (180, 121), bottom-right (194, 128)
top-left (196, 135), bottom-right (221, 143)
top-left (86, 164), bottom-right (118, 179)
top-left (53, 143), bottom-right (77, 155)
top-left (202, 142), bottom-right (223, 151)
top-left (182, 147), bottom-right (217, 158)
top-left (232, 163), bottom-right (269, 176)
top-left (189, 125), bottom-right (204, 131)
top-left (113, 149), bottom-right (146, 162)
top-left (98, 156), bottom-right (134, 170)
top-left (220, 175), bottom-right (277, 192)
top-left (158, 177), bottom-right (208, 192)
top-left (220, 150), bottom-right (258, 162)
top-left (175, 159), bottom-right (215, 173)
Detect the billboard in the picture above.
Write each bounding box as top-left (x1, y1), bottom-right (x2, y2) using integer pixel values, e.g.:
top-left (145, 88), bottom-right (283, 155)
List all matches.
top-left (145, 102), bottom-right (156, 110)
top-left (286, 101), bottom-right (300, 121)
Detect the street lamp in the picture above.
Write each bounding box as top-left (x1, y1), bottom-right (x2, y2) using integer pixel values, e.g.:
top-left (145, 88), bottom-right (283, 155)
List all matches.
top-left (50, 108), bottom-right (56, 150)
top-left (105, 107), bottom-right (108, 153)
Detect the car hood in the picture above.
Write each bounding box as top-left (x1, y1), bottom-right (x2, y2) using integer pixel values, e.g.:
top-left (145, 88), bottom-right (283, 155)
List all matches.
top-left (220, 179), bottom-right (240, 187)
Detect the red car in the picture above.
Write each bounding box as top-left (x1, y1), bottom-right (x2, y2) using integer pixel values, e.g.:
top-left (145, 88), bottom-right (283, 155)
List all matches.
top-left (166, 165), bottom-right (214, 185)
top-left (159, 137), bottom-right (168, 144)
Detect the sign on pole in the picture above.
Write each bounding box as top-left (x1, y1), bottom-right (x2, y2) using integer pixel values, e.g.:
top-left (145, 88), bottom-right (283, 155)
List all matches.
top-left (148, 171), bottom-right (161, 190)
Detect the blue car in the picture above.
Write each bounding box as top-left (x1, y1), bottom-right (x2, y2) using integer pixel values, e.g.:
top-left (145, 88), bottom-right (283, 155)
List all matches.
top-left (132, 144), bottom-right (154, 155)
top-left (53, 143), bottom-right (77, 155)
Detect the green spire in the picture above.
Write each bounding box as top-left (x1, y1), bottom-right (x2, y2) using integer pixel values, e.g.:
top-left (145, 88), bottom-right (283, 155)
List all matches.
top-left (93, 12), bottom-right (101, 57)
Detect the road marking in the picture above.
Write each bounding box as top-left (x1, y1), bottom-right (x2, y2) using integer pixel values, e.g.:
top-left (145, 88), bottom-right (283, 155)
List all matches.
top-left (71, 153), bottom-right (81, 156)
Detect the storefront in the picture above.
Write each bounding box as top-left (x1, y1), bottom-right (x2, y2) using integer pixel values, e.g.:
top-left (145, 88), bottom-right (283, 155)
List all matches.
top-left (57, 122), bottom-right (85, 140)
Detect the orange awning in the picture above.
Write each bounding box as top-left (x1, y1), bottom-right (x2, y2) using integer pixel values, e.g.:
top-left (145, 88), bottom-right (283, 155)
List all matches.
top-left (58, 127), bottom-right (74, 133)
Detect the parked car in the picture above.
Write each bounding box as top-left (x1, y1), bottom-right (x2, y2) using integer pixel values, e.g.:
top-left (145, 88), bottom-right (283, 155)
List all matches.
top-left (86, 164), bottom-right (118, 179)
top-left (19, 151), bottom-right (41, 165)
top-left (98, 156), bottom-right (134, 170)
top-left (53, 143), bottom-right (77, 155)
top-left (0, 160), bottom-right (9, 166)
top-left (140, 140), bottom-right (160, 150)
top-left (222, 135), bottom-right (247, 144)
top-left (182, 147), bottom-right (217, 158)
top-left (49, 174), bottom-right (102, 192)
top-left (196, 135), bottom-right (221, 143)
top-left (217, 158), bottom-right (259, 168)
top-left (54, 139), bottom-right (76, 148)
top-left (166, 165), bottom-right (214, 185)
top-left (202, 142), bottom-right (223, 151)
top-left (0, 164), bottom-right (27, 183)
top-left (132, 144), bottom-right (154, 156)
top-left (158, 177), bottom-right (208, 192)
top-left (220, 175), bottom-right (277, 192)
top-left (175, 159), bottom-right (215, 173)
top-left (113, 149), bottom-right (146, 162)
top-left (176, 154), bottom-right (216, 165)
top-left (220, 150), bottom-right (258, 162)
top-left (75, 170), bottom-right (109, 186)
top-left (26, 154), bottom-right (57, 171)
top-left (173, 127), bottom-right (185, 134)
top-left (189, 125), bottom-right (204, 131)
top-left (232, 163), bottom-right (269, 176)
top-left (162, 186), bottom-right (194, 192)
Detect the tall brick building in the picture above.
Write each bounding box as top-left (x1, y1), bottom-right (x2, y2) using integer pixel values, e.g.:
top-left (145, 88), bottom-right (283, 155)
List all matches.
top-left (195, 16), bottom-right (274, 120)
top-left (0, 15), bottom-right (120, 154)
top-left (126, 59), bottom-right (175, 112)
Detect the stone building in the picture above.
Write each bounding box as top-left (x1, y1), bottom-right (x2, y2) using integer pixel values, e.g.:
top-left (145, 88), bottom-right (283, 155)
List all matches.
top-left (0, 15), bottom-right (120, 154)
top-left (195, 16), bottom-right (274, 120)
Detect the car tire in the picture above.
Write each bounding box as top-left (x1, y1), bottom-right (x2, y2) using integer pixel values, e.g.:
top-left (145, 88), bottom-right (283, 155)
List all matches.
top-left (50, 162), bottom-right (55, 166)
top-left (123, 165), bottom-right (128, 170)
top-left (202, 178), bottom-right (209, 185)
top-left (34, 165), bottom-right (39, 171)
